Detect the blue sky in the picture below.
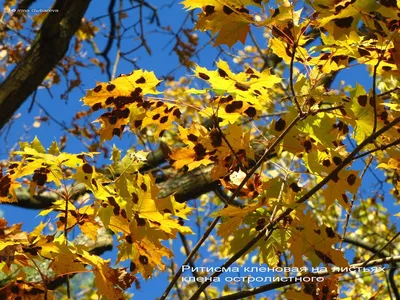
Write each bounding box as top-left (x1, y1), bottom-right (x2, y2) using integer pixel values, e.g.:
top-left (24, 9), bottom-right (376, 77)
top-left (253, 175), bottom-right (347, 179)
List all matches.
top-left (1, 0), bottom-right (399, 299)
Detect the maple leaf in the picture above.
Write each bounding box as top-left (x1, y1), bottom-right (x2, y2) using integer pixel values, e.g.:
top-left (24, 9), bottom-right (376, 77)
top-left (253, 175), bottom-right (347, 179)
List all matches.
top-left (193, 60), bottom-right (281, 122)
top-left (181, 2), bottom-right (256, 47)
top-left (0, 169), bottom-right (21, 203)
top-left (82, 70), bottom-right (185, 141)
top-left (289, 210), bottom-right (348, 267)
top-left (217, 202), bottom-right (264, 239)
top-left (78, 248), bottom-right (136, 299)
top-left (345, 83), bottom-right (400, 147)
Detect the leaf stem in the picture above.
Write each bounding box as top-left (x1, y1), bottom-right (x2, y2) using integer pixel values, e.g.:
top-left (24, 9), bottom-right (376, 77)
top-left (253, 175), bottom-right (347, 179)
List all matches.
top-left (339, 156), bottom-right (372, 250)
top-left (289, 43), bottom-right (303, 116)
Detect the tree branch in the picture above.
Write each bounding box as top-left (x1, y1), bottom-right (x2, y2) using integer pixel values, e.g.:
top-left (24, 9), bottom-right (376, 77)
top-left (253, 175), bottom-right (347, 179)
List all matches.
top-left (0, 0), bottom-right (91, 130)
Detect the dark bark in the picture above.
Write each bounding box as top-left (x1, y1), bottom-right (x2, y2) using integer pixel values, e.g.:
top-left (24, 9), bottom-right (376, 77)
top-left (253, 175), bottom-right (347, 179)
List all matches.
top-left (0, 0), bottom-right (92, 130)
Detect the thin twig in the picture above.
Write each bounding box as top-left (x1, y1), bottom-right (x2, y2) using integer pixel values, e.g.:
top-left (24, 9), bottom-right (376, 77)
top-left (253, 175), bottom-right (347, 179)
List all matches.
top-left (339, 156), bottom-right (372, 250)
top-left (353, 139), bottom-right (400, 160)
top-left (378, 87), bottom-right (400, 99)
top-left (179, 233), bottom-right (209, 300)
top-left (102, 0), bottom-right (117, 79)
top-left (111, 0), bottom-right (123, 80)
top-left (138, 0), bottom-right (152, 55)
top-left (289, 43), bottom-right (303, 116)
top-left (28, 89), bottom-right (37, 113)
top-left (372, 57), bottom-right (383, 133)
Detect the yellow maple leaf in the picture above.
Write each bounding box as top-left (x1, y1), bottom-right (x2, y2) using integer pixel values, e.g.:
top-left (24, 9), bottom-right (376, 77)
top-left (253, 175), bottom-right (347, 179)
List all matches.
top-left (289, 210), bottom-right (348, 267)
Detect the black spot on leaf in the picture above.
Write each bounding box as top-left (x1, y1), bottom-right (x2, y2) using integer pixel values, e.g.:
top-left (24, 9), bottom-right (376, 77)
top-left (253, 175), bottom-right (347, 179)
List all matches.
top-left (303, 140), bottom-right (312, 152)
top-left (135, 214), bottom-right (146, 226)
top-left (333, 156), bottom-right (342, 166)
top-left (223, 5), bottom-right (233, 15)
top-left (238, 7), bottom-right (249, 14)
top-left (106, 84), bottom-right (116, 92)
top-left (244, 107), bottom-right (256, 118)
top-left (131, 87), bottom-right (143, 96)
top-left (257, 218), bottom-right (266, 225)
top-left (342, 194), bottom-right (348, 203)
top-left (91, 103), bottom-right (102, 111)
top-left (139, 255), bottom-right (149, 265)
top-left (173, 108), bottom-right (182, 119)
top-left (357, 95), bottom-right (367, 107)
top-left (331, 172), bottom-right (339, 183)
top-left (235, 82), bottom-right (250, 91)
top-left (218, 68), bottom-right (228, 78)
top-left (108, 196), bottom-right (117, 206)
top-left (204, 5), bottom-right (215, 16)
top-left (126, 235), bottom-right (133, 244)
top-left (93, 85), bottom-right (102, 93)
top-left (130, 261), bottom-right (136, 272)
top-left (231, 101), bottom-right (243, 110)
top-left (194, 143), bottom-right (207, 158)
top-left (358, 48), bottom-right (370, 57)
top-left (135, 76), bottom-right (146, 84)
top-left (187, 134), bottom-right (198, 142)
top-left (210, 129), bottom-right (222, 147)
top-left (113, 206), bottom-right (120, 216)
top-left (105, 97), bottom-right (114, 105)
top-left (274, 118), bottom-right (286, 131)
top-left (112, 128), bottom-right (121, 137)
top-left (272, 8), bottom-right (280, 18)
top-left (380, 110), bottom-right (388, 121)
top-left (347, 174), bottom-right (357, 186)
top-left (160, 115), bottom-right (169, 124)
top-left (82, 163), bottom-right (93, 174)
top-left (198, 72), bottom-right (210, 80)
top-left (325, 227), bottom-right (336, 238)
top-left (380, 0), bottom-right (397, 7)
top-left (315, 250), bottom-right (334, 264)
top-left (334, 16), bottom-right (353, 28)
top-left (131, 192), bottom-right (139, 204)
top-left (322, 159), bottom-right (331, 167)
top-left (11, 285), bottom-right (19, 294)
top-left (289, 182), bottom-right (301, 193)
top-left (108, 115), bottom-right (117, 124)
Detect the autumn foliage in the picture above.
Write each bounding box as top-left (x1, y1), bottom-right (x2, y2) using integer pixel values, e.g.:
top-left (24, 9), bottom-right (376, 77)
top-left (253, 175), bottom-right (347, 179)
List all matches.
top-left (1, 0), bottom-right (400, 299)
